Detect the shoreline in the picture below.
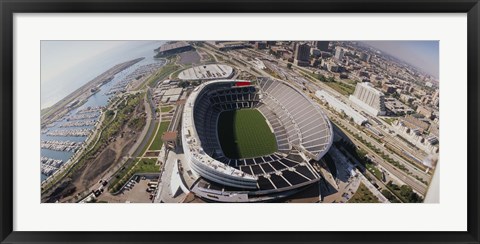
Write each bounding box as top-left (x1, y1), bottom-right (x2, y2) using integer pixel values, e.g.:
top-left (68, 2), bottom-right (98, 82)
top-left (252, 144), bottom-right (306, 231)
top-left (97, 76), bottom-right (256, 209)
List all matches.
top-left (41, 57), bottom-right (145, 128)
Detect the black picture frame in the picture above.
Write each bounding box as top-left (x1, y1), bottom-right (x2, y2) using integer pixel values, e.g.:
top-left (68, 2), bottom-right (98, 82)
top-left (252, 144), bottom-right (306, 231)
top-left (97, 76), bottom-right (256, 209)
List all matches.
top-left (1, 0), bottom-right (479, 243)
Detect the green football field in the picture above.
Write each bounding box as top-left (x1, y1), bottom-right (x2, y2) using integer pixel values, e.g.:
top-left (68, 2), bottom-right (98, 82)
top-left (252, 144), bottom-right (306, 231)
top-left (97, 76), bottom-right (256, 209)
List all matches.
top-left (217, 109), bottom-right (277, 159)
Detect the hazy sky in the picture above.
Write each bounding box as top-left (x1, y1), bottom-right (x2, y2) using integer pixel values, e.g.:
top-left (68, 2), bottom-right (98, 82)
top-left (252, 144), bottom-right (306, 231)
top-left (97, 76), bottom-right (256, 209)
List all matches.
top-left (362, 41), bottom-right (439, 78)
top-left (41, 41), bottom-right (130, 84)
top-left (41, 40), bottom-right (439, 86)
top-left (40, 40), bottom-right (439, 108)
top-left (41, 40), bottom-right (163, 108)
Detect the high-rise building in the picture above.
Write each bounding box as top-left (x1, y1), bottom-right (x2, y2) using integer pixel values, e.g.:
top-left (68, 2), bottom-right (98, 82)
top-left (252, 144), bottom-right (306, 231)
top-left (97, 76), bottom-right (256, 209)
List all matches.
top-left (359, 52), bottom-right (371, 62)
top-left (255, 41), bottom-right (267, 49)
top-left (335, 46), bottom-right (344, 61)
top-left (294, 43), bottom-right (311, 66)
top-left (313, 41), bottom-right (330, 51)
top-left (349, 82), bottom-right (386, 116)
top-left (433, 89), bottom-right (439, 100)
top-left (266, 41), bottom-right (277, 47)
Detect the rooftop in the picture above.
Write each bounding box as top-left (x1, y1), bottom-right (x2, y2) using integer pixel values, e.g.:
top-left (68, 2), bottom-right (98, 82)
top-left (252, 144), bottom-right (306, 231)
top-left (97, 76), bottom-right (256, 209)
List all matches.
top-left (157, 41), bottom-right (191, 53)
top-left (178, 64), bottom-right (234, 81)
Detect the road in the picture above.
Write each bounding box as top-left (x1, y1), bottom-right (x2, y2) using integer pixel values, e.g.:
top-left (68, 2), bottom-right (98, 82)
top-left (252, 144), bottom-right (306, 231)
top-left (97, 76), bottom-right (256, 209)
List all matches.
top-left (334, 125), bottom-right (427, 196)
top-left (330, 113), bottom-right (430, 182)
top-left (328, 146), bottom-right (390, 203)
top-left (338, 144), bottom-right (402, 202)
top-left (107, 89), bottom-right (158, 184)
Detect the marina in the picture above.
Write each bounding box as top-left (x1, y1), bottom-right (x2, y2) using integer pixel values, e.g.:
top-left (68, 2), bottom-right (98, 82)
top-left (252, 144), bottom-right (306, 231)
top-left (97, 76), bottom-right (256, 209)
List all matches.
top-left (41, 140), bottom-right (82, 152)
top-left (41, 157), bottom-right (64, 176)
top-left (46, 128), bottom-right (92, 137)
top-left (60, 119), bottom-right (97, 127)
top-left (67, 112), bottom-right (100, 121)
top-left (107, 61), bottom-right (166, 95)
top-left (77, 106), bottom-right (105, 114)
top-left (40, 41), bottom-right (166, 183)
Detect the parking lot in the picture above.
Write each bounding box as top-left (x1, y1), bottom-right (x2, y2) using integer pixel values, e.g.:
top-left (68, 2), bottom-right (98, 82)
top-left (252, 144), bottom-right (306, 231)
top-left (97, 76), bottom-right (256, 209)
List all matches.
top-left (97, 176), bottom-right (158, 203)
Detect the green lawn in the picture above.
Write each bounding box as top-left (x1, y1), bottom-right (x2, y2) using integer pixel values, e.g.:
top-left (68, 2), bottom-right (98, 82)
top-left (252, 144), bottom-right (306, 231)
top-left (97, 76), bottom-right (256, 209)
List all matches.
top-left (148, 121), bottom-right (171, 151)
top-left (217, 109), bottom-right (277, 159)
top-left (366, 162), bottom-right (383, 180)
top-left (142, 63), bottom-right (180, 88)
top-left (348, 183), bottom-right (380, 203)
top-left (325, 81), bottom-right (355, 96)
top-left (133, 158), bottom-right (160, 172)
top-left (160, 106), bottom-right (173, 113)
top-left (382, 117), bottom-right (396, 125)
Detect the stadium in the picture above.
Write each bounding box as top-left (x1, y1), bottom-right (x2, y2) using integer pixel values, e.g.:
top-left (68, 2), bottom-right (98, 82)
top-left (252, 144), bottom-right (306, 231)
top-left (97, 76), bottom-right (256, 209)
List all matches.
top-left (181, 78), bottom-right (333, 202)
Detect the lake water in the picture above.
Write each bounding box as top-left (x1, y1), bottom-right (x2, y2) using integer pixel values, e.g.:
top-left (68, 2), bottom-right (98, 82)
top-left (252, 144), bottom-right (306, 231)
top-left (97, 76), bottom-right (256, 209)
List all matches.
top-left (41, 41), bottom-right (167, 182)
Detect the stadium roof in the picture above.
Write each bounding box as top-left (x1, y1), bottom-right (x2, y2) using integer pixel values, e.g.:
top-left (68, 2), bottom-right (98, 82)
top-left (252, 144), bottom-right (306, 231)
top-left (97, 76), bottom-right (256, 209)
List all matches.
top-left (157, 41), bottom-right (191, 52)
top-left (178, 64), bottom-right (234, 81)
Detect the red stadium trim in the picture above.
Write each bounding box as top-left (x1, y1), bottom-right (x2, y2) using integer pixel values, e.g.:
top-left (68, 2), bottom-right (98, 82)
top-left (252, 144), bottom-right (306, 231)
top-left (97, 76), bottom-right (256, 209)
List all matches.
top-left (235, 81), bottom-right (251, 87)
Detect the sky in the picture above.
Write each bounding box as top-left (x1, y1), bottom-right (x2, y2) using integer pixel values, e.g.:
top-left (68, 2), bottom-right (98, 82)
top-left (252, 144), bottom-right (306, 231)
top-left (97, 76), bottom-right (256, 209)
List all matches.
top-left (41, 40), bottom-right (162, 108)
top-left (41, 41), bottom-right (130, 84)
top-left (41, 40), bottom-right (439, 108)
top-left (362, 41), bottom-right (439, 79)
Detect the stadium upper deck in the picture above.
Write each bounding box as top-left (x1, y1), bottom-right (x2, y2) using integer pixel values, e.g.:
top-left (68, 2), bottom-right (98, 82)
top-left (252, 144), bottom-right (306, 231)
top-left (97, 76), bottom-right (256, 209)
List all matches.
top-left (181, 79), bottom-right (333, 202)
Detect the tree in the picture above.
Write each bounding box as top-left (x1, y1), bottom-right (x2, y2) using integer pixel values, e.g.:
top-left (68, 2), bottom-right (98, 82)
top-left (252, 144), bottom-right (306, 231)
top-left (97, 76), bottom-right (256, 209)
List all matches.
top-left (105, 110), bottom-right (115, 117)
top-left (191, 80), bottom-right (201, 86)
top-left (381, 190), bottom-right (400, 203)
top-left (178, 81), bottom-right (189, 88)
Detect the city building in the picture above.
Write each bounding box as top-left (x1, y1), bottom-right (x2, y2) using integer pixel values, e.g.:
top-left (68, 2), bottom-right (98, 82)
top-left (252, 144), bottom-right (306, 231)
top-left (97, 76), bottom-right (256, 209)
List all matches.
top-left (400, 94), bottom-right (415, 103)
top-left (154, 41), bottom-right (194, 57)
top-left (294, 42), bottom-right (311, 66)
top-left (417, 105), bottom-right (433, 119)
top-left (255, 41), bottom-right (267, 49)
top-left (266, 41), bottom-right (277, 47)
top-left (207, 41), bottom-right (252, 51)
top-left (382, 84), bottom-right (396, 94)
top-left (429, 124), bottom-right (439, 137)
top-left (316, 90), bottom-right (368, 125)
top-left (384, 98), bottom-right (414, 115)
top-left (359, 52), bottom-right (371, 62)
top-left (326, 62), bottom-right (340, 72)
top-left (310, 58), bottom-right (321, 67)
top-left (400, 114), bottom-right (430, 133)
top-left (349, 82), bottom-right (386, 116)
top-left (313, 41), bottom-right (330, 51)
top-left (335, 46), bottom-right (344, 61)
top-left (310, 48), bottom-right (321, 57)
top-left (392, 120), bottom-right (439, 154)
top-left (271, 46), bottom-right (292, 59)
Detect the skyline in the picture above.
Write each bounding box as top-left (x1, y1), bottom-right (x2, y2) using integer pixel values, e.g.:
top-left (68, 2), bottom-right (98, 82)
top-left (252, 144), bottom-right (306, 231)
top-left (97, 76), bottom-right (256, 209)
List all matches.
top-left (41, 40), bottom-right (439, 109)
top-left (362, 41), bottom-right (439, 79)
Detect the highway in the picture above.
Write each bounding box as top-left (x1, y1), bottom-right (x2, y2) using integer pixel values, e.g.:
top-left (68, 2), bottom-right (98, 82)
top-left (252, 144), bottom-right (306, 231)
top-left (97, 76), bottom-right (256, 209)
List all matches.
top-left (333, 124), bottom-right (427, 196)
top-left (330, 113), bottom-right (431, 182)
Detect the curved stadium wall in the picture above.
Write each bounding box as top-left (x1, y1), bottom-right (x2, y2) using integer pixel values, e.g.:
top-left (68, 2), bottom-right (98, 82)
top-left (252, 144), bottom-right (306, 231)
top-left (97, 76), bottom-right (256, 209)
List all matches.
top-left (181, 78), bottom-right (333, 200)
